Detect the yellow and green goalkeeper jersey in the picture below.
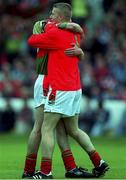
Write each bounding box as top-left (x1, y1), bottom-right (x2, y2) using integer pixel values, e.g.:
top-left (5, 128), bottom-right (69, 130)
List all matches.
top-left (35, 20), bottom-right (48, 75)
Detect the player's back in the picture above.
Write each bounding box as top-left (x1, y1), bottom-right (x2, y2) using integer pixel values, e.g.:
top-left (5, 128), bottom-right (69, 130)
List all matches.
top-left (47, 27), bottom-right (81, 91)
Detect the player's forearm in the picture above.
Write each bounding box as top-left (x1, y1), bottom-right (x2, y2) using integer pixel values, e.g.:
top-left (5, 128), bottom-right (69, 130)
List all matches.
top-left (76, 47), bottom-right (84, 61)
top-left (59, 22), bottom-right (84, 36)
top-left (67, 23), bottom-right (83, 34)
top-left (28, 34), bottom-right (46, 48)
top-left (79, 49), bottom-right (84, 61)
top-left (28, 34), bottom-right (58, 50)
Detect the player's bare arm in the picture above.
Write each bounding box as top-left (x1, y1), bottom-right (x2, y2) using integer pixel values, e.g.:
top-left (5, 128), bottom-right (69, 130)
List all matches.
top-left (58, 22), bottom-right (84, 37)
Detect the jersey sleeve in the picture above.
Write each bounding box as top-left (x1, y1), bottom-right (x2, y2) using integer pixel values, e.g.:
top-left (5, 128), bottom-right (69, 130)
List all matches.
top-left (28, 28), bottom-right (60, 50)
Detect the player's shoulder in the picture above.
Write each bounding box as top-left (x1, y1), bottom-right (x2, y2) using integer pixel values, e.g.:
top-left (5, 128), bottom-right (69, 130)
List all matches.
top-left (45, 20), bottom-right (57, 31)
top-left (45, 25), bottom-right (59, 36)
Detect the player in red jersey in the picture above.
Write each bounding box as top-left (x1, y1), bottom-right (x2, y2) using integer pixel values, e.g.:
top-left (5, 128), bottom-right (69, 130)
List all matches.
top-left (22, 19), bottom-right (90, 179)
top-left (28, 3), bottom-right (109, 179)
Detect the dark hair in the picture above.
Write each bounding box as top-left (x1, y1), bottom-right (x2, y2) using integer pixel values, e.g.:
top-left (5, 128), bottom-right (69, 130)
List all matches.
top-left (53, 2), bottom-right (72, 21)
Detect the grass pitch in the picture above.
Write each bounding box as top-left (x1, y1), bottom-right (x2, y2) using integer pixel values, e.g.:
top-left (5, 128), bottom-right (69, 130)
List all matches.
top-left (0, 133), bottom-right (126, 179)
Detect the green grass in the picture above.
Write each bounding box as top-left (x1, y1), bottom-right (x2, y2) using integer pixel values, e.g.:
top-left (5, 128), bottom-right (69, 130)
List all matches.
top-left (0, 133), bottom-right (126, 179)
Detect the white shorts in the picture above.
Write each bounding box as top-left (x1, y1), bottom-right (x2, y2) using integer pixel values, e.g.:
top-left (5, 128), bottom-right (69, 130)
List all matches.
top-left (34, 75), bottom-right (46, 108)
top-left (44, 89), bottom-right (82, 117)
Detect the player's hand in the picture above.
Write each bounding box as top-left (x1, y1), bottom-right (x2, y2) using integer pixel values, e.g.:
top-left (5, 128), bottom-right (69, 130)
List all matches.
top-left (65, 44), bottom-right (84, 58)
top-left (33, 21), bottom-right (42, 34)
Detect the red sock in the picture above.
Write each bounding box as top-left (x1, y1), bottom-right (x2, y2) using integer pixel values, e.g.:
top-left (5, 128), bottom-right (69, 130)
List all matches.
top-left (24, 154), bottom-right (37, 174)
top-left (89, 151), bottom-right (102, 167)
top-left (62, 149), bottom-right (76, 171)
top-left (41, 157), bottom-right (52, 175)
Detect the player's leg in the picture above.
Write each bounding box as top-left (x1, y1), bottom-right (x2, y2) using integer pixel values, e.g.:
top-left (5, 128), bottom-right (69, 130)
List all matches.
top-left (63, 115), bottom-right (95, 152)
top-left (55, 89), bottom-right (92, 171)
top-left (22, 75), bottom-right (45, 179)
top-left (63, 115), bottom-right (109, 177)
top-left (39, 112), bottom-right (61, 178)
top-left (27, 105), bottom-right (44, 155)
top-left (56, 120), bottom-right (95, 178)
top-left (56, 120), bottom-right (77, 171)
top-left (22, 105), bottom-right (44, 178)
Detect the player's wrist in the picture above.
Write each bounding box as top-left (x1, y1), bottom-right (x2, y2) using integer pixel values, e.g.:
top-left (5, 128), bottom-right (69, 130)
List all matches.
top-left (58, 22), bottom-right (68, 29)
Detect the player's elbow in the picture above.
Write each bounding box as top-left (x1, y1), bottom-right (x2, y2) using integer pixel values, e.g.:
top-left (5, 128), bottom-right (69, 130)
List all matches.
top-left (27, 36), bottom-right (35, 47)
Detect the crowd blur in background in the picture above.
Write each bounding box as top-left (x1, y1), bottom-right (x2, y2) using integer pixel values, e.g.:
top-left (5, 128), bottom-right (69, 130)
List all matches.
top-left (0, 0), bottom-right (126, 136)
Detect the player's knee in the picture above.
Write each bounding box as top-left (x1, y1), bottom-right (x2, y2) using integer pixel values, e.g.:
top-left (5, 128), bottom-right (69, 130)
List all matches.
top-left (68, 128), bottom-right (79, 138)
top-left (41, 125), bottom-right (52, 136)
top-left (42, 120), bottom-right (55, 132)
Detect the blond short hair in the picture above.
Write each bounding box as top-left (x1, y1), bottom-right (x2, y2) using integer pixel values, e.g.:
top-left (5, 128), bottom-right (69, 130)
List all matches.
top-left (53, 2), bottom-right (72, 21)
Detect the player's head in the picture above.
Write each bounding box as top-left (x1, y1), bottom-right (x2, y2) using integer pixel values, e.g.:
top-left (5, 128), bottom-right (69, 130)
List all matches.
top-left (50, 2), bottom-right (72, 23)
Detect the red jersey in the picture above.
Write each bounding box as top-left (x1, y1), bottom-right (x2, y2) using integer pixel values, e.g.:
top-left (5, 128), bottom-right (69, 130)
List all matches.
top-left (28, 26), bottom-right (81, 91)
